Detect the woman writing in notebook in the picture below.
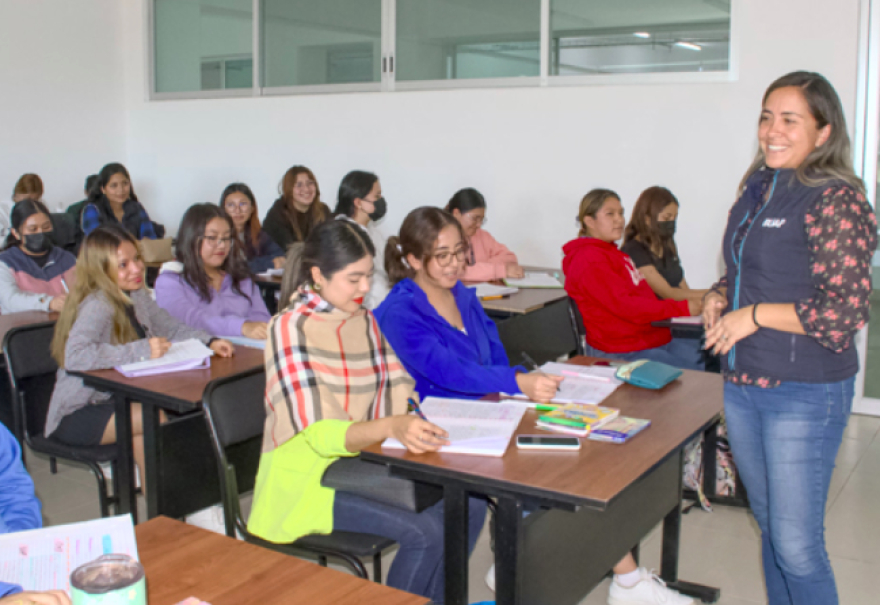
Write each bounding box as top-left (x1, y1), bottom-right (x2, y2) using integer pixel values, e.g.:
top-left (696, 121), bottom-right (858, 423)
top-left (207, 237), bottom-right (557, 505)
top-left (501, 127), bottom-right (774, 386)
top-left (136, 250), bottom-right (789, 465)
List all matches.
top-left (0, 199), bottom-right (76, 314)
top-left (375, 206), bottom-right (559, 402)
top-left (45, 225), bottom-right (233, 491)
top-left (563, 188), bottom-right (703, 370)
top-left (220, 183), bottom-right (285, 274)
top-left (703, 72), bottom-right (876, 605)
top-left (447, 187), bottom-right (524, 281)
top-left (247, 220), bottom-right (486, 605)
top-left (621, 186), bottom-right (707, 302)
top-left (155, 204), bottom-right (271, 340)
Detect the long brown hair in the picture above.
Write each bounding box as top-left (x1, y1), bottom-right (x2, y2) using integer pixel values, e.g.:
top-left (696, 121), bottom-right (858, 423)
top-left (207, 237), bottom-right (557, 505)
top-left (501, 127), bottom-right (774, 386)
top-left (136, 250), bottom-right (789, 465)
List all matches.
top-left (623, 186), bottom-right (678, 258)
top-left (278, 166), bottom-right (327, 241)
top-left (385, 207), bottom-right (467, 285)
top-left (739, 71), bottom-right (865, 194)
top-left (577, 189), bottom-right (619, 237)
top-left (220, 183), bottom-right (261, 255)
top-left (51, 226), bottom-right (142, 367)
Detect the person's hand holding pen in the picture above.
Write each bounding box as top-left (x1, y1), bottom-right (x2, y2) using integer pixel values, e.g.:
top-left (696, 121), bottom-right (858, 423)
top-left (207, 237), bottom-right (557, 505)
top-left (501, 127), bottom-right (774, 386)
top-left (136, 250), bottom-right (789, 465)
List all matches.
top-left (391, 398), bottom-right (449, 454)
top-left (516, 353), bottom-right (563, 403)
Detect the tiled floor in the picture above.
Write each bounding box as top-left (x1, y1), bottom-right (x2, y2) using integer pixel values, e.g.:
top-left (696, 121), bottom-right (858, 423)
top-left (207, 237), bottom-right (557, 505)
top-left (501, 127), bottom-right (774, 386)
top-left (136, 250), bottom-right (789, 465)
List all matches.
top-left (26, 413), bottom-right (880, 604)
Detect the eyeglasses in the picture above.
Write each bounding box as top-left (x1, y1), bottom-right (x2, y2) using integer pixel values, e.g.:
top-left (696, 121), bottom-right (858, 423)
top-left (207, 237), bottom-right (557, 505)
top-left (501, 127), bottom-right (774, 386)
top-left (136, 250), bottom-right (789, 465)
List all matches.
top-left (224, 201), bottom-right (251, 212)
top-left (294, 180), bottom-right (316, 190)
top-left (202, 235), bottom-right (234, 248)
top-left (433, 246), bottom-right (469, 267)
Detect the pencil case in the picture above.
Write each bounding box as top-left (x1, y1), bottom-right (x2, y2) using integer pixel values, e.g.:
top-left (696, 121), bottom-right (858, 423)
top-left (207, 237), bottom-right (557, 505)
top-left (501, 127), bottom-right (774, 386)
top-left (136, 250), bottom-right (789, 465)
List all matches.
top-left (615, 359), bottom-right (682, 389)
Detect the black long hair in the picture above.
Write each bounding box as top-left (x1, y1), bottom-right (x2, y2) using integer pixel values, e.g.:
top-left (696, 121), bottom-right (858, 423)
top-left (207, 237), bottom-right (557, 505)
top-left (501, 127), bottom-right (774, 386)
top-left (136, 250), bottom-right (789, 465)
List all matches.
top-left (334, 170), bottom-right (378, 218)
top-left (279, 219), bottom-right (375, 307)
top-left (86, 163), bottom-right (139, 206)
top-left (3, 198), bottom-right (53, 250)
top-left (219, 183), bottom-right (261, 255)
top-left (175, 203), bottom-right (252, 303)
top-left (446, 188), bottom-right (487, 214)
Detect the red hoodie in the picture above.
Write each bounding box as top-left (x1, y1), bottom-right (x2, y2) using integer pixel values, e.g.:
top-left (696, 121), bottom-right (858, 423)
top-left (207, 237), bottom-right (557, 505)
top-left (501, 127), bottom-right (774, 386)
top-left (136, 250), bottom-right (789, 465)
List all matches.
top-left (562, 237), bottom-right (690, 353)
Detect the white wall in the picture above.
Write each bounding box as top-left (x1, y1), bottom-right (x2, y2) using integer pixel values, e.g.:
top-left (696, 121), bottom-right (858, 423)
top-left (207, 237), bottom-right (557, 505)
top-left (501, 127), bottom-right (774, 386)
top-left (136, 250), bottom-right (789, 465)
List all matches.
top-left (0, 0), bottom-right (126, 209)
top-left (117, 0), bottom-right (860, 288)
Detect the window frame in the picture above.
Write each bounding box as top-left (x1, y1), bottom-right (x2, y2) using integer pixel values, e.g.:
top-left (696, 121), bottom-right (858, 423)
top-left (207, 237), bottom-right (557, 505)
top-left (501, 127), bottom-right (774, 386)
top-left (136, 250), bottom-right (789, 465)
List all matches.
top-left (147, 0), bottom-right (737, 101)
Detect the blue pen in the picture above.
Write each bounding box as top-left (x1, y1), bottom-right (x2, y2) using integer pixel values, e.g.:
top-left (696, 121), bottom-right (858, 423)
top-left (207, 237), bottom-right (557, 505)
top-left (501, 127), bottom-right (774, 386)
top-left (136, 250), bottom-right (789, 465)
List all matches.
top-left (408, 397), bottom-right (429, 422)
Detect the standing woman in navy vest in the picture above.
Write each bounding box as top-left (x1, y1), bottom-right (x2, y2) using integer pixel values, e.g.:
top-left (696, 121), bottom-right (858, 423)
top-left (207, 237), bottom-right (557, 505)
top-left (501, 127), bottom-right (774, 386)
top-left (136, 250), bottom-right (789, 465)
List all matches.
top-left (703, 72), bottom-right (877, 605)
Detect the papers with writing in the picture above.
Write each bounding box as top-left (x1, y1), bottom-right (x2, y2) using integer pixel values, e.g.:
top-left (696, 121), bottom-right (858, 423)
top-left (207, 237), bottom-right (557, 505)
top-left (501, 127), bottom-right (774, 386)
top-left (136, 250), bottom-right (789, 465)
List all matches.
top-left (504, 362), bottom-right (622, 405)
top-left (0, 515), bottom-right (138, 592)
top-left (115, 339), bottom-right (214, 378)
top-left (382, 398), bottom-right (527, 457)
top-left (466, 283), bottom-right (519, 299)
top-left (503, 272), bottom-right (564, 289)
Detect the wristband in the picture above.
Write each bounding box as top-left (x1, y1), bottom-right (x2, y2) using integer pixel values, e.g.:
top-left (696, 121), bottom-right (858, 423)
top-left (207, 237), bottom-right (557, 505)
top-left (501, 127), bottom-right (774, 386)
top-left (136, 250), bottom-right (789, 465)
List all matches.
top-left (752, 303), bottom-right (762, 329)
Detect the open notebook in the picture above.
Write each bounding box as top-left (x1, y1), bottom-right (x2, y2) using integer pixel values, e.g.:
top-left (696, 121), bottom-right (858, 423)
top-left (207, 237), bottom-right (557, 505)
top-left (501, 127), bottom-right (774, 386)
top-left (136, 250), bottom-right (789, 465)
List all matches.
top-left (382, 398), bottom-right (527, 457)
top-left (115, 339), bottom-right (214, 378)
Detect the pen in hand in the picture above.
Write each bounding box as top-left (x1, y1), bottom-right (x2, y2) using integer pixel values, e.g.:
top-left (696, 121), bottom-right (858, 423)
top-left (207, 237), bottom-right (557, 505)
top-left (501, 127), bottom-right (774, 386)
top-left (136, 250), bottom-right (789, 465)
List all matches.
top-left (408, 397), bottom-right (430, 422)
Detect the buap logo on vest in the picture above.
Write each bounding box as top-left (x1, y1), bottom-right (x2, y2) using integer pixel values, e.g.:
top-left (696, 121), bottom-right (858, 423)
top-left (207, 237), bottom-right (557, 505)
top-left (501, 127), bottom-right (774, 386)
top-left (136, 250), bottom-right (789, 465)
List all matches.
top-left (762, 218), bottom-right (787, 228)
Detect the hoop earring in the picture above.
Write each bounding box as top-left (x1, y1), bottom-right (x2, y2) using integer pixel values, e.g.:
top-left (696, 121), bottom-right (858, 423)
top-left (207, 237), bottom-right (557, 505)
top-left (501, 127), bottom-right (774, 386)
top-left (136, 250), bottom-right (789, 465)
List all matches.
top-left (313, 282), bottom-right (322, 292)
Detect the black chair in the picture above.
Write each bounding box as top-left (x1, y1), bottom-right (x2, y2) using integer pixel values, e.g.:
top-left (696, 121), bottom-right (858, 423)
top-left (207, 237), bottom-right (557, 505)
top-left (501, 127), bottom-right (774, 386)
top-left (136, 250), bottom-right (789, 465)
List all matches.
top-left (567, 296), bottom-right (587, 356)
top-left (202, 369), bottom-right (396, 582)
top-left (50, 213), bottom-right (78, 254)
top-left (3, 322), bottom-right (120, 516)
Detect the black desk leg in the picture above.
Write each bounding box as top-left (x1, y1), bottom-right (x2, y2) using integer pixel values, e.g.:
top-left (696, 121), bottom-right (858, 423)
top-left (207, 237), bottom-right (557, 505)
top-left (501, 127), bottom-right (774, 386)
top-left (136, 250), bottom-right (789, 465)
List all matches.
top-left (142, 404), bottom-right (161, 519)
top-left (494, 496), bottom-right (523, 605)
top-left (444, 483), bottom-right (469, 605)
top-left (662, 451), bottom-right (721, 603)
top-left (113, 393), bottom-right (137, 523)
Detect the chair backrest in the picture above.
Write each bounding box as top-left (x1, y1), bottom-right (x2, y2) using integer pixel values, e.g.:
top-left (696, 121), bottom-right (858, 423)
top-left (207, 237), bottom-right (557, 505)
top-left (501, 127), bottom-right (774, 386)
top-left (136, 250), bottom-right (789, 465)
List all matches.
top-left (3, 322), bottom-right (58, 444)
top-left (202, 368), bottom-right (266, 538)
top-left (567, 297), bottom-right (587, 356)
top-left (50, 213), bottom-right (78, 252)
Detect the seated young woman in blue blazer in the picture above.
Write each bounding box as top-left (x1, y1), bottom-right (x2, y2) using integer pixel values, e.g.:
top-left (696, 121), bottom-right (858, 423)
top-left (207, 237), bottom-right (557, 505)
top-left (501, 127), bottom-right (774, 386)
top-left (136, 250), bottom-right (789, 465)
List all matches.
top-left (374, 206), bottom-right (560, 402)
top-left (155, 204), bottom-right (271, 340)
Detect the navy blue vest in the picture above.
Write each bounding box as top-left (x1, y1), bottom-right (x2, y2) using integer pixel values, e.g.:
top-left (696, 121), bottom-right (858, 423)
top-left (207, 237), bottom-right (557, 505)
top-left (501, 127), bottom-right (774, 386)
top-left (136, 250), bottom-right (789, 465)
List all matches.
top-left (721, 168), bottom-right (858, 383)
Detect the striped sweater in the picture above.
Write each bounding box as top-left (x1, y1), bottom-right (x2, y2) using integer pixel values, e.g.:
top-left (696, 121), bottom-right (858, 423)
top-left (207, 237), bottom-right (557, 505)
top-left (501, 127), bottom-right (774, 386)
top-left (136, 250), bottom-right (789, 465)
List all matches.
top-left (0, 246), bottom-right (76, 313)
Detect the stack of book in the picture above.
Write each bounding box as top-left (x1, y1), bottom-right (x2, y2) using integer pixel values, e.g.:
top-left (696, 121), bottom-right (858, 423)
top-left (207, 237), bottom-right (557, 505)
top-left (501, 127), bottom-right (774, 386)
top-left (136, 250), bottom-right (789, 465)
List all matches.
top-left (536, 404), bottom-right (620, 437)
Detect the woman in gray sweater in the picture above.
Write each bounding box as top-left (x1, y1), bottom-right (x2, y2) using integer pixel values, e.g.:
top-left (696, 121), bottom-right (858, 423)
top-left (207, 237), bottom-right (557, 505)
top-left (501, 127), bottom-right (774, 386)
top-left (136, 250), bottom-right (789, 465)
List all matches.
top-left (45, 225), bottom-right (233, 490)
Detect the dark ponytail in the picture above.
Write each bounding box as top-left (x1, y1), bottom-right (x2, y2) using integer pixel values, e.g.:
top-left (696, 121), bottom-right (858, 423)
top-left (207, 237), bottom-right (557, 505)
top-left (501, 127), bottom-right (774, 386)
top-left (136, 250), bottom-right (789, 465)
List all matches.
top-left (279, 219), bottom-right (375, 308)
top-left (385, 206), bottom-right (465, 285)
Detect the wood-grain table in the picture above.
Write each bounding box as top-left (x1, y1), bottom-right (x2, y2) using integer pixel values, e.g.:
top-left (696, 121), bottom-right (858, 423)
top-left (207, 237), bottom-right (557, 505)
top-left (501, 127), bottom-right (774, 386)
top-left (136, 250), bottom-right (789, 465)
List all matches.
top-left (362, 357), bottom-right (724, 605)
top-left (136, 516), bottom-right (428, 605)
top-left (70, 346), bottom-right (265, 523)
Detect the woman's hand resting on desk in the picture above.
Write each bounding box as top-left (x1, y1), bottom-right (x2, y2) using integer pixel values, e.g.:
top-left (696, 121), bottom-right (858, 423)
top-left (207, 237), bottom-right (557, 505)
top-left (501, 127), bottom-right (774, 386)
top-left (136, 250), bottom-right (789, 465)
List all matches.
top-left (49, 295), bottom-right (67, 312)
top-left (149, 337), bottom-right (172, 359)
top-left (209, 339), bottom-right (235, 357)
top-left (516, 373), bottom-right (563, 403)
top-left (389, 415), bottom-right (450, 454)
top-left (0, 590), bottom-right (72, 605)
top-left (505, 263), bottom-right (525, 279)
top-left (241, 321), bottom-right (268, 340)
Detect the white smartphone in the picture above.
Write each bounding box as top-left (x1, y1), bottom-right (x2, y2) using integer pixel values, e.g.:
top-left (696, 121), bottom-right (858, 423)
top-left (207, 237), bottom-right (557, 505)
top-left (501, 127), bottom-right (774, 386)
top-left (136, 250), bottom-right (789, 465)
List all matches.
top-left (516, 435), bottom-right (582, 451)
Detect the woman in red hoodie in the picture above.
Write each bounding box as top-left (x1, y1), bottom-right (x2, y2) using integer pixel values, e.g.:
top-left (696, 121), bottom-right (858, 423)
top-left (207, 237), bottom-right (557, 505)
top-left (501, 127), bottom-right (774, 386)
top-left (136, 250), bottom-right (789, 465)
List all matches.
top-left (563, 188), bottom-right (703, 370)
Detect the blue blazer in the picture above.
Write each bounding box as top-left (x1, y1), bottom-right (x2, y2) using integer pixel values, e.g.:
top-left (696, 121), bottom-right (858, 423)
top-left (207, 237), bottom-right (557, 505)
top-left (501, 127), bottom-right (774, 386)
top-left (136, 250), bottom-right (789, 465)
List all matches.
top-left (374, 278), bottom-right (523, 399)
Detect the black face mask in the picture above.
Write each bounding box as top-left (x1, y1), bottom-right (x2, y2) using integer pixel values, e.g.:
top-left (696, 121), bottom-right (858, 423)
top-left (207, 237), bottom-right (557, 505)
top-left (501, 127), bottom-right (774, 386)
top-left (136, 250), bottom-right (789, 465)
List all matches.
top-left (657, 220), bottom-right (676, 238)
top-left (22, 232), bottom-right (54, 255)
top-left (368, 197), bottom-right (387, 222)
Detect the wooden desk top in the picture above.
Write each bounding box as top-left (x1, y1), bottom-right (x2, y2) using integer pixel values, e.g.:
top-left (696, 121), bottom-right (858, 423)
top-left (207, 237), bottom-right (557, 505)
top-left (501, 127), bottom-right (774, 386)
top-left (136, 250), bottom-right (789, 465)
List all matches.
top-left (479, 287), bottom-right (567, 315)
top-left (71, 346), bottom-right (265, 413)
top-left (0, 310), bottom-right (58, 346)
top-left (363, 356), bottom-right (722, 510)
top-left (136, 517), bottom-right (427, 605)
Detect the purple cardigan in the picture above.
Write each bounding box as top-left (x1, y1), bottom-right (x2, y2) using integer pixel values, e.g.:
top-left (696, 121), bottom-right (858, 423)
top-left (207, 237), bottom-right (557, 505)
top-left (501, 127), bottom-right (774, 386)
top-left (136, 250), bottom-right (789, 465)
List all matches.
top-left (155, 271), bottom-right (271, 337)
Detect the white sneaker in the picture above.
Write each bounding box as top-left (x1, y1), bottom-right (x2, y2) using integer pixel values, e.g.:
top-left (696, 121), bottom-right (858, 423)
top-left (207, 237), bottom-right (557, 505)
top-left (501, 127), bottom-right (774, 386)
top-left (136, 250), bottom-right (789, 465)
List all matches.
top-left (608, 569), bottom-right (693, 605)
top-left (485, 563), bottom-right (496, 592)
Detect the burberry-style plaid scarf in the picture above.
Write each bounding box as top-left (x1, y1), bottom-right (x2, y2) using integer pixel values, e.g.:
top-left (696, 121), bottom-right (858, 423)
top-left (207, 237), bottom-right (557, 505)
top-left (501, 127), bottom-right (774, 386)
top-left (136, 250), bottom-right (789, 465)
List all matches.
top-left (262, 289), bottom-right (415, 452)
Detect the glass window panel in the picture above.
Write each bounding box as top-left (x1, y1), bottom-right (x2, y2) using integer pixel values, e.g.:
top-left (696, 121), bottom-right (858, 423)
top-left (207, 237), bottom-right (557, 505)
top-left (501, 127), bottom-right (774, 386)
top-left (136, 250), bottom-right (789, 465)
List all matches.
top-left (550, 0), bottom-right (730, 76)
top-left (154, 0), bottom-right (254, 93)
top-left (396, 0), bottom-right (541, 82)
top-left (262, 0), bottom-right (382, 88)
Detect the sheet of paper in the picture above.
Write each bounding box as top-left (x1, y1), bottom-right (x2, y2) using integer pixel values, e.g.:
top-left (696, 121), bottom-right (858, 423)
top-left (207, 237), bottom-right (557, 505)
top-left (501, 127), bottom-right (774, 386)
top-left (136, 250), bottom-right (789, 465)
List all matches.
top-left (465, 283), bottom-right (519, 298)
top-left (225, 336), bottom-right (267, 350)
top-left (383, 398), bottom-right (527, 456)
top-left (116, 339), bottom-right (213, 374)
top-left (258, 268), bottom-right (284, 277)
top-left (503, 272), bottom-right (563, 289)
top-left (502, 363), bottom-right (621, 405)
top-left (0, 515), bottom-right (138, 592)
top-left (671, 316), bottom-right (703, 325)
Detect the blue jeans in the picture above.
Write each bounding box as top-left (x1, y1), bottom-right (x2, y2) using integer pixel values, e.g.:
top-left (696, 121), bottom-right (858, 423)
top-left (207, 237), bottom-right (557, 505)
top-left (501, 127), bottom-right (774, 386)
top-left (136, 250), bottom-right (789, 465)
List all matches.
top-left (724, 378), bottom-right (853, 605)
top-left (584, 337), bottom-right (704, 371)
top-left (333, 491), bottom-right (487, 604)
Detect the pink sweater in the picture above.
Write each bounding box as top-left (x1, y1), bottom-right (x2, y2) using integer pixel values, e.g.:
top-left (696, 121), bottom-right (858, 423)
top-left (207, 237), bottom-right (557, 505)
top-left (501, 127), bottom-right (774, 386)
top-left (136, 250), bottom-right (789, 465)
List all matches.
top-left (461, 228), bottom-right (518, 282)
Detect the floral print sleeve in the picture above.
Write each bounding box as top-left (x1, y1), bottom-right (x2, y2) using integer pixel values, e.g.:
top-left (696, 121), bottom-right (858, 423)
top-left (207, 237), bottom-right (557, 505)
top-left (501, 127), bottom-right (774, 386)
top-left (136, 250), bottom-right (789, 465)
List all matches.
top-left (796, 185), bottom-right (877, 352)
